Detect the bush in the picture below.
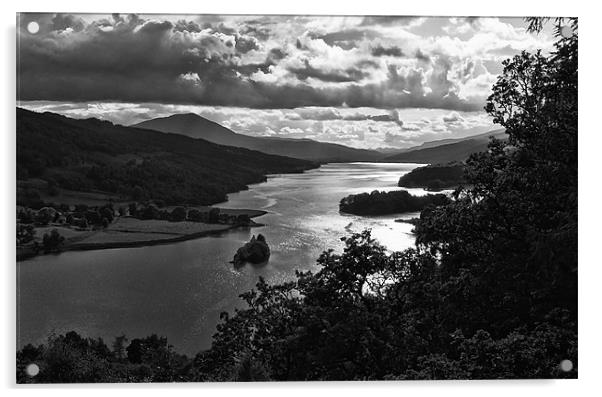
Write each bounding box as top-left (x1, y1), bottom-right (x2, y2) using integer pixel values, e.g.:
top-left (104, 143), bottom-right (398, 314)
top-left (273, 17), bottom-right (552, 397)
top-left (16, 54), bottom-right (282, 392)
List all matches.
top-left (17, 223), bottom-right (35, 245)
top-left (208, 208), bottom-right (220, 223)
top-left (42, 229), bottom-right (65, 252)
top-left (170, 206), bottom-right (187, 222)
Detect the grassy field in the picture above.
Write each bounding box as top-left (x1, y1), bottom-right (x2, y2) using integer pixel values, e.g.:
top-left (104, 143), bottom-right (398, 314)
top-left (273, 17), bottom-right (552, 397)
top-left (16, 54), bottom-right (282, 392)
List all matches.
top-left (74, 231), bottom-right (182, 244)
top-left (25, 217), bottom-right (251, 256)
top-left (104, 217), bottom-right (232, 236)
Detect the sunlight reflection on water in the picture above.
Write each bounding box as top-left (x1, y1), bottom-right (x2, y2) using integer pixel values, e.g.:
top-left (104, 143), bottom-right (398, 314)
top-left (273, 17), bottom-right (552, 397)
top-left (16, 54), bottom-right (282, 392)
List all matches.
top-left (18, 162), bottom-right (430, 354)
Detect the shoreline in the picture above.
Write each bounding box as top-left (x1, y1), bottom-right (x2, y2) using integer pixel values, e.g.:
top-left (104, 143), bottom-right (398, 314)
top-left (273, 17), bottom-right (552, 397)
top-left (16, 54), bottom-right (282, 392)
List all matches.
top-left (17, 209), bottom-right (268, 261)
top-left (65, 223), bottom-right (254, 252)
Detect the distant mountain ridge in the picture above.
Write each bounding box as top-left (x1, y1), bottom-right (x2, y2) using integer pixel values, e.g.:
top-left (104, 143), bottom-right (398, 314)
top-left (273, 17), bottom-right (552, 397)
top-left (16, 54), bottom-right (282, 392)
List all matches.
top-left (382, 128), bottom-right (507, 164)
top-left (133, 113), bottom-right (383, 162)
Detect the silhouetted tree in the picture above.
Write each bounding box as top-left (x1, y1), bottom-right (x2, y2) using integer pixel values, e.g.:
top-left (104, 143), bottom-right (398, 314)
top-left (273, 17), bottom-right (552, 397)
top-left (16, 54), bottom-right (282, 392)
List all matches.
top-left (42, 229), bottom-right (64, 252)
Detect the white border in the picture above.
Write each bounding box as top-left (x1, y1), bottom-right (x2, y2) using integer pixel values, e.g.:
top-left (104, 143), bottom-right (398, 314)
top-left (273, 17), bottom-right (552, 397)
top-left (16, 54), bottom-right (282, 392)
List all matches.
top-left (2, 0), bottom-right (600, 395)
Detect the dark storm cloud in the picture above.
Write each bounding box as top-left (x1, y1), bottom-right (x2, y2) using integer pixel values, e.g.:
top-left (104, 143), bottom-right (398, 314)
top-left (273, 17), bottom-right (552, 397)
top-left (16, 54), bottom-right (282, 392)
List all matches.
top-left (288, 108), bottom-right (401, 124)
top-left (288, 60), bottom-right (369, 83)
top-left (356, 59), bottom-right (380, 69)
top-left (310, 29), bottom-right (381, 50)
top-left (360, 16), bottom-right (420, 26)
top-left (314, 29), bottom-right (367, 44)
top-left (371, 45), bottom-right (404, 57)
top-left (415, 49), bottom-right (431, 63)
top-left (173, 20), bottom-right (202, 33)
top-left (240, 26), bottom-right (271, 40)
top-left (235, 35), bottom-right (260, 53)
top-left (260, 57), bottom-right (478, 111)
top-left (268, 48), bottom-right (287, 61)
top-left (17, 13), bottom-right (483, 111)
top-left (51, 13), bottom-right (85, 31)
top-left (239, 19), bottom-right (273, 40)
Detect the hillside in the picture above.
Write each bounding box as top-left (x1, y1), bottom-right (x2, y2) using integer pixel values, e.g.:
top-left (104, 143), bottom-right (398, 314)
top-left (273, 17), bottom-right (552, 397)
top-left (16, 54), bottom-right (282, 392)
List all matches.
top-left (17, 108), bottom-right (316, 206)
top-left (134, 113), bottom-right (383, 162)
top-left (383, 129), bottom-right (507, 164)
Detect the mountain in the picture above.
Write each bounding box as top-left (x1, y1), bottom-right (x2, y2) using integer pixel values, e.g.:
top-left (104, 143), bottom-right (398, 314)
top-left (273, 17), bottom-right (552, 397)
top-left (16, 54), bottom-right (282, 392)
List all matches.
top-left (17, 108), bottom-right (316, 206)
top-left (404, 129), bottom-right (507, 151)
top-left (133, 113), bottom-right (383, 162)
top-left (382, 129), bottom-right (507, 164)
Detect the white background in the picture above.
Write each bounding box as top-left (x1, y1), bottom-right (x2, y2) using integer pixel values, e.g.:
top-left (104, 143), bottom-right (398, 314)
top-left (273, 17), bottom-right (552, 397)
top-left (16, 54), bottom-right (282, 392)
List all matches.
top-left (2, 0), bottom-right (600, 395)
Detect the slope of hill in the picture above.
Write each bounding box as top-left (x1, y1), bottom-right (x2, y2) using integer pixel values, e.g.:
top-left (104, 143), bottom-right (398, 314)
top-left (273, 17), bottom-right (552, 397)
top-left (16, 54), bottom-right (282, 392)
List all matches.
top-left (408, 129), bottom-right (506, 151)
top-left (17, 108), bottom-right (316, 206)
top-left (383, 129), bottom-right (507, 164)
top-left (133, 113), bottom-right (383, 162)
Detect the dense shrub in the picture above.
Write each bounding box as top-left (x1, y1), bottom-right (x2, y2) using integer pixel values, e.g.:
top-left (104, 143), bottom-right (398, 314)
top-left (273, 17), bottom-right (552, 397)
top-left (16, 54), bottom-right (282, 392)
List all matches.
top-left (17, 109), bottom-right (316, 206)
top-left (42, 229), bottom-right (65, 252)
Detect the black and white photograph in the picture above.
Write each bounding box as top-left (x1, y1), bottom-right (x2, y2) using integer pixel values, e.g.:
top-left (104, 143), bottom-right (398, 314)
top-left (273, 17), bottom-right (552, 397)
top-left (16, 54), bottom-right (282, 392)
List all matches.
top-left (13, 7), bottom-right (579, 384)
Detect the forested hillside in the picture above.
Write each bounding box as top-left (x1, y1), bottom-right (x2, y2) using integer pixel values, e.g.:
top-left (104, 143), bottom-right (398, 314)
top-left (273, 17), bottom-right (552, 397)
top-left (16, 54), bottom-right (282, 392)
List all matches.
top-left (17, 109), bottom-right (316, 205)
top-left (398, 163), bottom-right (465, 190)
top-left (382, 131), bottom-right (506, 164)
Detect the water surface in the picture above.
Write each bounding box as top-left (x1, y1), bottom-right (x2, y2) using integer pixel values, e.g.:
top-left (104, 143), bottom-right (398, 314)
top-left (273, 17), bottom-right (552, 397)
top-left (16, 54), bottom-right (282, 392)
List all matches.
top-left (17, 162), bottom-right (427, 354)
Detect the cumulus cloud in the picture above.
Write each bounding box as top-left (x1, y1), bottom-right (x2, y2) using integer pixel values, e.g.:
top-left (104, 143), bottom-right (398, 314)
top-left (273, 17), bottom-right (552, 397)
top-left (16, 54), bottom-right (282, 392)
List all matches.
top-left (287, 59), bottom-right (370, 83)
top-left (17, 13), bottom-right (552, 111)
top-left (443, 111), bottom-right (463, 123)
top-left (371, 45), bottom-right (404, 57)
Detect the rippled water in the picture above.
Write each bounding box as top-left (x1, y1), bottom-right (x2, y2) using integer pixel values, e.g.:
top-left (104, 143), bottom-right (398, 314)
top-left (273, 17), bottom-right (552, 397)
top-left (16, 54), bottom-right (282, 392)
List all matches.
top-left (17, 162), bottom-right (427, 354)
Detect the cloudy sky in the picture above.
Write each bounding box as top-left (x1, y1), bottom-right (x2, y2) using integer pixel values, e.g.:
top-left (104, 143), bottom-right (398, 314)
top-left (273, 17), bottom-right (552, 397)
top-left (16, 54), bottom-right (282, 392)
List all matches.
top-left (17, 13), bottom-right (554, 149)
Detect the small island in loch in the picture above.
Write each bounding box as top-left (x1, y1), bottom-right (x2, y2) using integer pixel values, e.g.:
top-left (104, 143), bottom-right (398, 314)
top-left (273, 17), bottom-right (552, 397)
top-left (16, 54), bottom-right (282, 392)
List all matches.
top-left (232, 234), bottom-right (271, 267)
top-left (339, 190), bottom-right (450, 216)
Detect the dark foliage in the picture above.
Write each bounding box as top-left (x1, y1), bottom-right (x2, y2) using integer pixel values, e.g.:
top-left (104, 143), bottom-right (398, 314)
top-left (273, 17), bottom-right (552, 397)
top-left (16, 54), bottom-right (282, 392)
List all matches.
top-left (169, 206), bottom-right (188, 222)
top-left (42, 229), bottom-right (65, 253)
top-left (16, 223), bottom-right (35, 244)
top-left (232, 234), bottom-right (271, 266)
top-left (17, 331), bottom-right (192, 383)
top-left (339, 190), bottom-right (449, 216)
top-left (17, 109), bottom-right (316, 205)
top-left (398, 163), bottom-right (465, 190)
